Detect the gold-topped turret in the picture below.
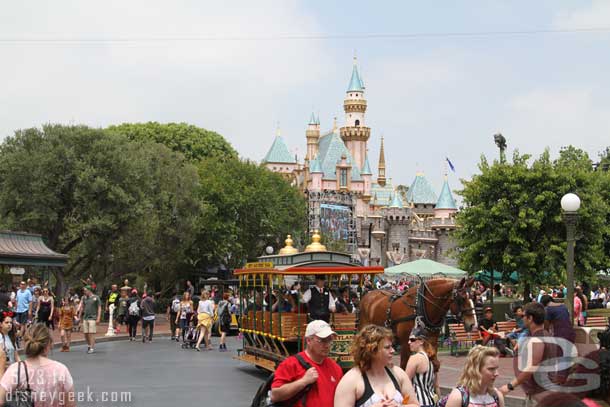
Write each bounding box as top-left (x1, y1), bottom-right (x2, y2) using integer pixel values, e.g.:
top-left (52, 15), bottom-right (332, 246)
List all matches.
top-left (305, 229), bottom-right (327, 252)
top-left (279, 235), bottom-right (299, 255)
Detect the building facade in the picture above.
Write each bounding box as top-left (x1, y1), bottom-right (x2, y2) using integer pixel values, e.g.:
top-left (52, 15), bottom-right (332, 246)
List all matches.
top-left (262, 58), bottom-right (459, 267)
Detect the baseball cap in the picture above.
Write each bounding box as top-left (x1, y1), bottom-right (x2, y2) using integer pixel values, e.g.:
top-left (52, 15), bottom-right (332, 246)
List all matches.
top-left (484, 306), bottom-right (493, 313)
top-left (305, 320), bottom-right (336, 338)
top-left (84, 285), bottom-right (92, 292)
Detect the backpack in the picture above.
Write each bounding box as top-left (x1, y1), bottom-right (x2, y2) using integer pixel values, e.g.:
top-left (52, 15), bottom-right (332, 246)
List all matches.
top-left (250, 354), bottom-right (313, 407)
top-left (437, 386), bottom-right (499, 407)
top-left (128, 300), bottom-right (140, 316)
top-left (219, 302), bottom-right (231, 325)
top-left (171, 298), bottom-right (181, 313)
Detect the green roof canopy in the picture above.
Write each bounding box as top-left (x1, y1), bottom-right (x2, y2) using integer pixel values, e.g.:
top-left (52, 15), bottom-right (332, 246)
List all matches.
top-left (384, 259), bottom-right (467, 279)
top-left (0, 231), bottom-right (68, 267)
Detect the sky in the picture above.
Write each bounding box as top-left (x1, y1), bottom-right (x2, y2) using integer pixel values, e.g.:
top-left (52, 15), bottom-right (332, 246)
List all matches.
top-left (2, 1), bottom-right (610, 196)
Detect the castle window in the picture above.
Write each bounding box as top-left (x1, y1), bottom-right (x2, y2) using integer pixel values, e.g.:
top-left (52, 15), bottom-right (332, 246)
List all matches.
top-left (340, 169), bottom-right (348, 187)
top-left (355, 119), bottom-right (360, 126)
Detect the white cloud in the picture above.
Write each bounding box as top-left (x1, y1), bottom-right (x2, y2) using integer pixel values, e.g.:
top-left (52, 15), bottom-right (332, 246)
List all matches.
top-left (0, 1), bottom-right (333, 161)
top-left (553, 0), bottom-right (610, 29)
top-left (504, 88), bottom-right (610, 158)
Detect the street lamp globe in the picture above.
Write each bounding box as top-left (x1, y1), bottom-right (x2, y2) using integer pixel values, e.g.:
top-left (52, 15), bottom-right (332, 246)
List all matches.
top-left (265, 246), bottom-right (274, 255)
top-left (561, 193), bottom-right (581, 212)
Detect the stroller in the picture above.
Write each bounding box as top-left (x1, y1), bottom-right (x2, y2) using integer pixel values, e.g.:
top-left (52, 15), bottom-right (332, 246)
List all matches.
top-left (181, 312), bottom-right (200, 349)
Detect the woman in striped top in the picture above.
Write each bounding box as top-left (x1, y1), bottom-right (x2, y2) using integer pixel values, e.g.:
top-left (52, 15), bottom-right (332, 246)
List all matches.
top-left (406, 327), bottom-right (439, 407)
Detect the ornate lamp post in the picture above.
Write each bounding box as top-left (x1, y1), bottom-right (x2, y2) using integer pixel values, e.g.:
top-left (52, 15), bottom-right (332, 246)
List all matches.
top-left (561, 193), bottom-right (580, 322)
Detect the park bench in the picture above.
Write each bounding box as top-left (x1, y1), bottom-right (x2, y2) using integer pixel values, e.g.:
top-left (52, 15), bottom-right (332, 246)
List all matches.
top-left (448, 323), bottom-right (482, 356)
top-left (496, 320), bottom-right (517, 333)
top-left (585, 316), bottom-right (609, 328)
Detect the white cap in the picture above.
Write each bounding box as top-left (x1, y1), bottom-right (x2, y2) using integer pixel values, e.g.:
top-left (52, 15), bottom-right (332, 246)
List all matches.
top-left (305, 320), bottom-right (336, 338)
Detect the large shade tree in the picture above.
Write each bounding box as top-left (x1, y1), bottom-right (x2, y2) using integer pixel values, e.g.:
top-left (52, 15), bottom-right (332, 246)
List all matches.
top-left (455, 147), bottom-right (608, 300)
top-left (0, 124), bottom-right (202, 294)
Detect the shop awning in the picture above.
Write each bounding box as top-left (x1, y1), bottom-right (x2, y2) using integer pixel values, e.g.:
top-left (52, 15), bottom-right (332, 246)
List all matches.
top-left (0, 231), bottom-right (68, 267)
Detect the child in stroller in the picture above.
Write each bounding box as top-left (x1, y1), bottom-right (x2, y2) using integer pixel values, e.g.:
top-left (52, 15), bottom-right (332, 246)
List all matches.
top-left (181, 312), bottom-right (199, 349)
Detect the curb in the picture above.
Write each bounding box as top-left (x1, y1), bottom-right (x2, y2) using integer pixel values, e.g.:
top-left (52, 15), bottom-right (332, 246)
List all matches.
top-left (51, 332), bottom-right (172, 350)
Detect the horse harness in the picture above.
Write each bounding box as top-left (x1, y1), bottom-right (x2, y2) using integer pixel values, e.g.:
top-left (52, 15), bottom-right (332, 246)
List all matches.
top-left (384, 279), bottom-right (468, 336)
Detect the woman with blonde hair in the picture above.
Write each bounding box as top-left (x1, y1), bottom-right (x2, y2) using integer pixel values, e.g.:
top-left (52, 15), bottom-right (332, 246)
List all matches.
top-left (174, 291), bottom-right (193, 342)
top-left (0, 324), bottom-right (75, 407)
top-left (441, 345), bottom-right (504, 407)
top-left (406, 327), bottom-right (439, 407)
top-left (195, 290), bottom-right (214, 351)
top-left (334, 324), bottom-right (419, 407)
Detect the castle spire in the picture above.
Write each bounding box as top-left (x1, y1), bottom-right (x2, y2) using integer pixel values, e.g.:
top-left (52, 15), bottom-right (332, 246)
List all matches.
top-left (377, 136), bottom-right (386, 186)
top-left (347, 56), bottom-right (364, 92)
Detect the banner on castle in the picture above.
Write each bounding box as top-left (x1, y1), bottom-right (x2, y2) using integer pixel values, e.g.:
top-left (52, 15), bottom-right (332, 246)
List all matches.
top-left (320, 203), bottom-right (350, 242)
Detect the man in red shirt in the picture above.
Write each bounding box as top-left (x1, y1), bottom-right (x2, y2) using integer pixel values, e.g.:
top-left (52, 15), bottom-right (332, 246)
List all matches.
top-left (271, 320), bottom-right (343, 407)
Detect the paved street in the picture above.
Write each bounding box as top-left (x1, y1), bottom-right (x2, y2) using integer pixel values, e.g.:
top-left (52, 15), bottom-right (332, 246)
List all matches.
top-left (52, 336), bottom-right (268, 407)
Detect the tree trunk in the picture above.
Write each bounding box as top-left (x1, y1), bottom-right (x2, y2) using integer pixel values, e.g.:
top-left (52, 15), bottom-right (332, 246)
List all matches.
top-left (53, 268), bottom-right (67, 297)
top-left (523, 281), bottom-right (531, 304)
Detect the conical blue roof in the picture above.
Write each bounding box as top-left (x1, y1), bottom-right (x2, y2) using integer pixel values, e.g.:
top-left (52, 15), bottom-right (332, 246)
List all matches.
top-left (309, 156), bottom-right (323, 173)
top-left (389, 192), bottom-right (403, 208)
top-left (361, 155), bottom-right (372, 175)
top-left (316, 131), bottom-right (362, 181)
top-left (309, 112), bottom-right (316, 125)
top-left (347, 64), bottom-right (364, 92)
top-left (436, 178), bottom-right (457, 209)
top-left (406, 173), bottom-right (438, 204)
top-left (263, 136), bottom-right (296, 164)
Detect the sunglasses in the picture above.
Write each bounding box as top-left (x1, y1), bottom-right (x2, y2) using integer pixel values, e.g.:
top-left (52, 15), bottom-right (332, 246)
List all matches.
top-left (313, 336), bottom-right (333, 344)
top-left (409, 337), bottom-right (420, 342)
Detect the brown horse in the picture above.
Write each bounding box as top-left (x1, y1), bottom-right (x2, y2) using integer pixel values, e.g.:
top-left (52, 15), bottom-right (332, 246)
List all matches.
top-left (359, 277), bottom-right (477, 369)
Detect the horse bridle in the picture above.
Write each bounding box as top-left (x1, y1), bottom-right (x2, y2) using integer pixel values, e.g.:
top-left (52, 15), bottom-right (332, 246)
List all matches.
top-left (384, 279), bottom-right (472, 334)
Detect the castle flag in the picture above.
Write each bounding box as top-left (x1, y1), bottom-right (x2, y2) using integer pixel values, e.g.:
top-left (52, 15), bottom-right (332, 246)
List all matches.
top-left (446, 157), bottom-right (456, 173)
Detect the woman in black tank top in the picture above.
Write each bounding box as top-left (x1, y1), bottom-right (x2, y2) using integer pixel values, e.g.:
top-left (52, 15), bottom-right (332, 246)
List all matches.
top-left (334, 325), bottom-right (419, 407)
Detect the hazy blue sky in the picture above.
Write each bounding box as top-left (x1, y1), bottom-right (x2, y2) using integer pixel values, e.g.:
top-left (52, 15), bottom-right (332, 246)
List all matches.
top-left (2, 1), bottom-right (609, 195)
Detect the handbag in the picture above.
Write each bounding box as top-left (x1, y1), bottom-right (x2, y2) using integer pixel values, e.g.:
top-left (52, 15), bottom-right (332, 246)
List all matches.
top-left (5, 361), bottom-right (34, 407)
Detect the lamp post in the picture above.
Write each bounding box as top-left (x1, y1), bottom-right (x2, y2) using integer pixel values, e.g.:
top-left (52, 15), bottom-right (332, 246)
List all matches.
top-left (561, 193), bottom-right (580, 322)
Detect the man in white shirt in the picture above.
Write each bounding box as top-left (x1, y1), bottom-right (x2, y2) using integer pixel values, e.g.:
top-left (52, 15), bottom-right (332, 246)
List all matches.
top-left (302, 275), bottom-right (335, 323)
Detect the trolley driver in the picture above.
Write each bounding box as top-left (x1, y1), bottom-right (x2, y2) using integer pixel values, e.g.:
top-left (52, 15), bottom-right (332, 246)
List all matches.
top-left (302, 275), bottom-right (336, 322)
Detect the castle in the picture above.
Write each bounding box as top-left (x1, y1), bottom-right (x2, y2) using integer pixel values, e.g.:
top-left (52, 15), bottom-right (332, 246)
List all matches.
top-left (262, 58), bottom-right (458, 267)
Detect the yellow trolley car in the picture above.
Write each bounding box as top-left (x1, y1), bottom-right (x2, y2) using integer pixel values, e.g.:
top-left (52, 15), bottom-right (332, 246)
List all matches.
top-left (234, 232), bottom-right (384, 372)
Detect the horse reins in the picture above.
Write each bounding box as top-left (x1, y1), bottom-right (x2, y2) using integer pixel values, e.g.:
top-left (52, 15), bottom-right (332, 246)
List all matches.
top-left (384, 279), bottom-right (471, 335)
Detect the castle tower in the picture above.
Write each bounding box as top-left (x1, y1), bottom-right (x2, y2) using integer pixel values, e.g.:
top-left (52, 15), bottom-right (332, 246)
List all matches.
top-left (340, 57), bottom-right (370, 170)
top-left (361, 153), bottom-right (372, 202)
top-left (377, 136), bottom-right (386, 187)
top-left (434, 175), bottom-right (458, 219)
top-left (305, 112), bottom-right (320, 161)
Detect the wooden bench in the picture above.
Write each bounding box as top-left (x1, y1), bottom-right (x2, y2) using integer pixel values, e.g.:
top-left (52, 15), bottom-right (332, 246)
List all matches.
top-left (448, 323), bottom-right (482, 356)
top-left (496, 320), bottom-right (517, 333)
top-left (271, 312), bottom-right (307, 340)
top-left (332, 313), bottom-right (357, 331)
top-left (585, 316), bottom-right (609, 328)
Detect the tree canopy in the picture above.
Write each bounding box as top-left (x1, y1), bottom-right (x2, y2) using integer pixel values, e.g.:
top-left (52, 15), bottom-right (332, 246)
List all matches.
top-left (0, 123), bottom-right (306, 294)
top-left (108, 122), bottom-right (238, 161)
top-left (455, 147), bottom-right (610, 297)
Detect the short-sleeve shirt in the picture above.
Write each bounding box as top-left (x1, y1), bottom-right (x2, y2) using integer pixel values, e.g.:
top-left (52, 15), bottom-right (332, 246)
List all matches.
top-left (271, 351), bottom-right (343, 407)
top-left (0, 333), bottom-right (16, 364)
top-left (545, 304), bottom-right (575, 343)
top-left (16, 289), bottom-right (32, 313)
top-left (0, 360), bottom-right (73, 407)
top-left (479, 318), bottom-right (497, 331)
top-left (83, 295), bottom-right (101, 320)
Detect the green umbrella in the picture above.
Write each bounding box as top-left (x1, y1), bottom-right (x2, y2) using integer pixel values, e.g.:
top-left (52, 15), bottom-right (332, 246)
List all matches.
top-left (475, 270), bottom-right (519, 285)
top-left (384, 259), bottom-right (467, 279)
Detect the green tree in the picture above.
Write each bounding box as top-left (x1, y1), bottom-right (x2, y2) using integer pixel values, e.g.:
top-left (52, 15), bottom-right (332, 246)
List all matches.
top-left (108, 122), bottom-right (238, 162)
top-left (455, 148), bottom-right (607, 299)
top-left (0, 125), bottom-right (201, 294)
top-left (189, 158), bottom-right (307, 271)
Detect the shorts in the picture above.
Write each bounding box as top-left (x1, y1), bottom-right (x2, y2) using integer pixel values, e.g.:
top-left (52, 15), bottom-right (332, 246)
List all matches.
top-left (82, 320), bottom-right (97, 334)
top-left (179, 318), bottom-right (189, 330)
top-left (197, 313), bottom-right (213, 330)
top-left (15, 312), bottom-right (28, 325)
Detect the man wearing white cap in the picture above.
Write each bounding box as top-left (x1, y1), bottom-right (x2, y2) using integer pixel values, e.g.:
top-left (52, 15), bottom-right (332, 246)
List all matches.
top-left (271, 320), bottom-right (343, 407)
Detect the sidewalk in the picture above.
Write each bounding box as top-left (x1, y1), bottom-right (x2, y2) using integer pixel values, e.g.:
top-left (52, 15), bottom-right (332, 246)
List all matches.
top-left (44, 314), bottom-right (172, 349)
